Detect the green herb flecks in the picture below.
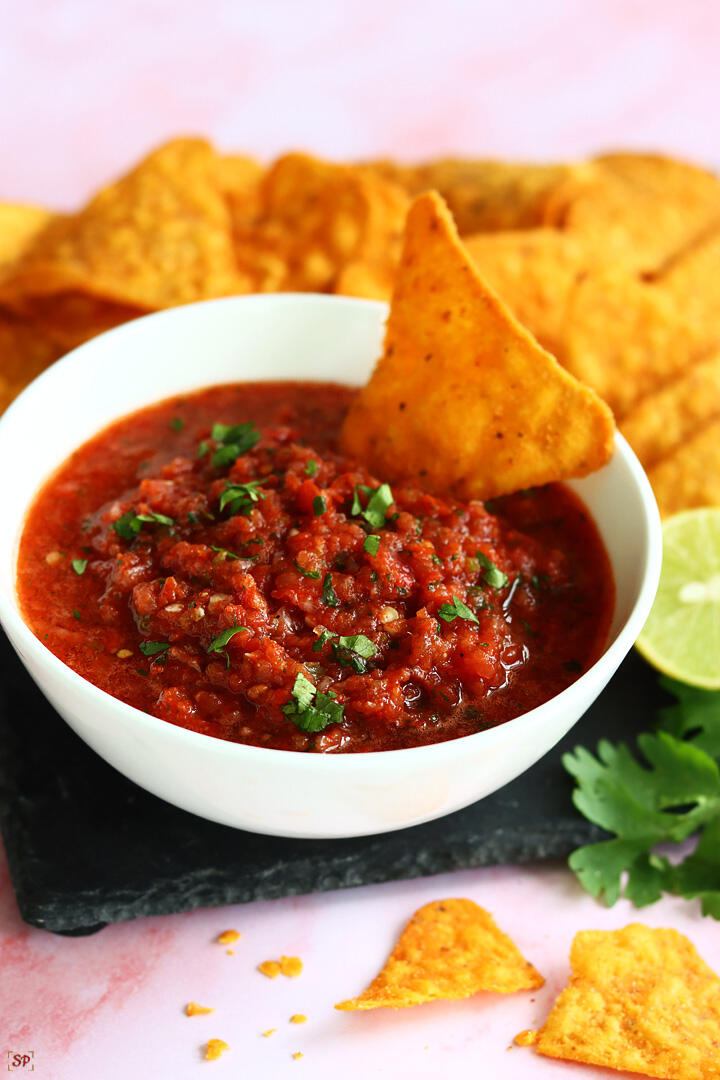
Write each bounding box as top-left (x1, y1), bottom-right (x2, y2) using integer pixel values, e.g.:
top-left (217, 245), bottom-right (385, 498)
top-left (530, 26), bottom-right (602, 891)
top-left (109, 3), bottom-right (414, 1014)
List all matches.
top-left (71, 558), bottom-right (88, 576)
top-left (207, 625), bottom-right (247, 669)
top-left (351, 483), bottom-right (394, 530)
top-left (565, 676), bottom-right (720, 917)
top-left (322, 573), bottom-right (339, 607)
top-left (332, 634), bottom-right (378, 674)
top-left (437, 595), bottom-right (480, 625)
top-left (113, 510), bottom-right (175, 540)
top-left (363, 535), bottom-right (380, 557)
top-left (169, 417), bottom-right (184, 432)
top-left (219, 480), bottom-right (267, 517)
top-left (139, 641), bottom-right (171, 657)
top-left (209, 421), bottom-right (261, 468)
top-left (294, 559), bottom-right (321, 580)
top-left (304, 460), bottom-right (319, 478)
top-left (210, 545), bottom-right (256, 562)
top-left (475, 550), bottom-right (509, 590)
top-left (282, 672), bottom-right (344, 733)
top-left (313, 495), bottom-right (327, 516)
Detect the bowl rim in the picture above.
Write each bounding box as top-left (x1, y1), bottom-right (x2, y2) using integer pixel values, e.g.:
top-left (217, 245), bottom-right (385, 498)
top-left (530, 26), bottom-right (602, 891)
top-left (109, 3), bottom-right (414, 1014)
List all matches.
top-left (0, 294), bottom-right (663, 765)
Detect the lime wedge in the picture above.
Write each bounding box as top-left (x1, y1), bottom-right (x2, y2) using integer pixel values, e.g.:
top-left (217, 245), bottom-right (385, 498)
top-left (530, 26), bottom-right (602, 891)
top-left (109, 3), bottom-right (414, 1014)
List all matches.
top-left (636, 508), bottom-right (720, 689)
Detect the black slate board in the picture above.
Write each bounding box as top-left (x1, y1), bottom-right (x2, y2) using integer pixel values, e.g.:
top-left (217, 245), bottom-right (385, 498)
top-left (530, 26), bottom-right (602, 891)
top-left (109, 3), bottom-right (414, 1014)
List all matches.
top-left (0, 631), bottom-right (664, 936)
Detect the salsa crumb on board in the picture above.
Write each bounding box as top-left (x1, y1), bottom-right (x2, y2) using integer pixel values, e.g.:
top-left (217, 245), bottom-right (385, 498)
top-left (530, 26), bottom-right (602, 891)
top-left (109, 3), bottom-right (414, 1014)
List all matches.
top-left (16, 381), bottom-right (614, 753)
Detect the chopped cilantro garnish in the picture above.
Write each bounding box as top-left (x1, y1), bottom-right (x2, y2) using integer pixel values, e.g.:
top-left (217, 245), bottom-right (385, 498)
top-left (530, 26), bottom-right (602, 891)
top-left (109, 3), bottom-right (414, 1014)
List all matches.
top-left (71, 558), bottom-right (88, 576)
top-left (113, 510), bottom-right (175, 540)
top-left (209, 421), bottom-right (260, 468)
top-left (321, 573), bottom-right (339, 607)
top-left (294, 559), bottom-right (321, 580)
top-left (437, 595), bottom-right (480, 625)
top-left (139, 641), bottom-right (171, 657)
top-left (476, 550), bottom-right (509, 590)
top-left (210, 545), bottom-right (250, 562)
top-left (197, 440), bottom-right (209, 458)
top-left (304, 460), bottom-right (319, 477)
top-left (136, 668), bottom-right (149, 676)
top-left (313, 495), bottom-right (327, 516)
top-left (370, 570), bottom-right (379, 583)
top-left (169, 417), bottom-right (184, 432)
top-left (363, 535), bottom-right (380, 557)
top-left (207, 625), bottom-right (247, 669)
top-left (312, 629), bottom-right (336, 652)
top-left (351, 483), bottom-right (394, 530)
top-left (219, 480), bottom-right (267, 516)
top-left (430, 554), bottom-right (443, 567)
top-left (282, 672), bottom-right (344, 733)
top-left (72, 609), bottom-right (82, 621)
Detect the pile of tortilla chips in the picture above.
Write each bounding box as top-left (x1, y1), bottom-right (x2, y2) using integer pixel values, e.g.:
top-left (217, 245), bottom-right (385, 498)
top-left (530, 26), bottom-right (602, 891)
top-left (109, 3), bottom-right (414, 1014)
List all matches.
top-left (1, 141), bottom-right (719, 512)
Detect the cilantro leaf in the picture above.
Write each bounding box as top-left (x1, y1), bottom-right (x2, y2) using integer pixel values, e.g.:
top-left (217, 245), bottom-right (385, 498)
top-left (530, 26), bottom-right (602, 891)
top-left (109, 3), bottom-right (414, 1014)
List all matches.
top-left (209, 421), bottom-right (260, 467)
top-left (313, 495), bottom-right (327, 516)
top-left (207, 625), bottom-right (247, 669)
top-left (475, 550), bottom-right (509, 589)
top-left (113, 509), bottom-right (175, 540)
top-left (170, 417), bottom-right (184, 432)
top-left (304, 460), bottom-right (319, 477)
top-left (330, 633), bottom-right (378, 674)
top-left (437, 595), bottom-right (480, 625)
top-left (363, 535), bottom-right (380, 557)
top-left (657, 675), bottom-right (720, 759)
top-left (281, 672), bottom-right (344, 733)
top-left (322, 573), bottom-right (339, 607)
top-left (564, 728), bottom-right (720, 913)
top-left (294, 559), bottom-right (321, 580)
top-left (71, 558), bottom-right (88, 575)
top-left (139, 641), bottom-right (171, 657)
top-left (219, 480), bottom-right (267, 516)
top-left (351, 483), bottom-right (394, 529)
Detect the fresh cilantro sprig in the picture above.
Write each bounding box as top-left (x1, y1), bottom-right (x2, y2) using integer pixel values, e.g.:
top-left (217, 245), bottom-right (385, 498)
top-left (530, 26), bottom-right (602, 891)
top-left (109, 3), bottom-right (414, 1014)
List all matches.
top-left (475, 550), bottom-right (509, 590)
top-left (207, 625), bottom-right (247, 668)
top-left (219, 480), bottom-right (267, 517)
top-left (113, 509), bottom-right (175, 540)
top-left (564, 676), bottom-right (720, 917)
top-left (282, 672), bottom-right (344, 733)
top-left (351, 483), bottom-right (394, 530)
top-left (207, 422), bottom-right (260, 468)
top-left (311, 631), bottom-right (378, 673)
top-left (438, 595), bottom-right (480, 625)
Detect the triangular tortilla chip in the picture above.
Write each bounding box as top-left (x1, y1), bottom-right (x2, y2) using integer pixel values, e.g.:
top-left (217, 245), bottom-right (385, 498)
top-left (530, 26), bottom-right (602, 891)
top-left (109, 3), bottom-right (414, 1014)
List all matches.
top-left (340, 191), bottom-right (614, 501)
top-left (0, 139), bottom-right (243, 311)
top-left (334, 898), bottom-right (543, 1010)
top-left (536, 924), bottom-right (720, 1079)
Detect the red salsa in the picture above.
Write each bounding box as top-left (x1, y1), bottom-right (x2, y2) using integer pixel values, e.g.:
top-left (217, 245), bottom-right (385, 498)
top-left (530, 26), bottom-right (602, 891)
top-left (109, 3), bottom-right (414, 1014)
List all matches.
top-left (17, 382), bottom-right (614, 753)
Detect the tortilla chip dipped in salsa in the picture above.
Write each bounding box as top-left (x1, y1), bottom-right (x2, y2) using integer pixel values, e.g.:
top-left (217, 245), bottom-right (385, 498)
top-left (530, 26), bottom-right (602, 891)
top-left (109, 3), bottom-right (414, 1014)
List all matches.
top-left (340, 191), bottom-right (615, 502)
top-left (335, 898), bottom-right (543, 1010)
top-left (536, 924), bottom-right (720, 1079)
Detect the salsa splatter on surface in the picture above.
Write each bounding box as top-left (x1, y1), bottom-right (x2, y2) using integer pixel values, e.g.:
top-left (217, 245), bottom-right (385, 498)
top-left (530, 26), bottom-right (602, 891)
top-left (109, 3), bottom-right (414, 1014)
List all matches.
top-left (17, 382), bottom-right (613, 753)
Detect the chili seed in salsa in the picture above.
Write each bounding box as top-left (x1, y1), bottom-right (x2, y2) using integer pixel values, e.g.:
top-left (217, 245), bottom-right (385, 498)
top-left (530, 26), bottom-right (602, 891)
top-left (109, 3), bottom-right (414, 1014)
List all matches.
top-left (17, 382), bottom-right (614, 753)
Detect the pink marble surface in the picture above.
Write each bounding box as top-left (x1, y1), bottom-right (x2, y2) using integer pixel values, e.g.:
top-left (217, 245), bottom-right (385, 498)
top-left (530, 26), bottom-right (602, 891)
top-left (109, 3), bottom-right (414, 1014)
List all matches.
top-left (3, 2), bottom-right (720, 1076)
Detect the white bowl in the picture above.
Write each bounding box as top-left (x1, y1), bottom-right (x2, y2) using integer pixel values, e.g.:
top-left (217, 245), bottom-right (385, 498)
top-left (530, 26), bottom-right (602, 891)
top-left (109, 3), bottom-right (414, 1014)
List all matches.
top-left (0, 294), bottom-right (662, 838)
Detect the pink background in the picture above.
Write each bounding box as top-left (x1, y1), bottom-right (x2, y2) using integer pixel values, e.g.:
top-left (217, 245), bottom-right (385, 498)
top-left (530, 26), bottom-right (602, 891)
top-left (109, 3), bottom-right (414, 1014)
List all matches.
top-left (3, 2), bottom-right (720, 1077)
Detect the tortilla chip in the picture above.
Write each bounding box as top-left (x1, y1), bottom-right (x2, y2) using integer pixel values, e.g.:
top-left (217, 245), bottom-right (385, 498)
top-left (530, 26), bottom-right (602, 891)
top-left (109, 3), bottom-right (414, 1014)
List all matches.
top-left (536, 924), bottom-right (720, 1079)
top-left (462, 228), bottom-right (586, 354)
top-left (236, 153), bottom-right (408, 294)
top-left (653, 223), bottom-right (720, 331)
top-left (557, 269), bottom-right (714, 419)
top-left (558, 152), bottom-right (720, 274)
top-left (0, 203), bottom-right (54, 273)
top-left (0, 309), bottom-right (62, 414)
top-left (335, 899), bottom-right (543, 1010)
top-left (334, 258), bottom-right (395, 301)
top-left (0, 139), bottom-right (244, 311)
top-left (647, 420), bottom-right (720, 516)
top-left (620, 351), bottom-right (720, 470)
top-left (340, 191), bottom-right (615, 501)
top-left (367, 158), bottom-right (591, 234)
